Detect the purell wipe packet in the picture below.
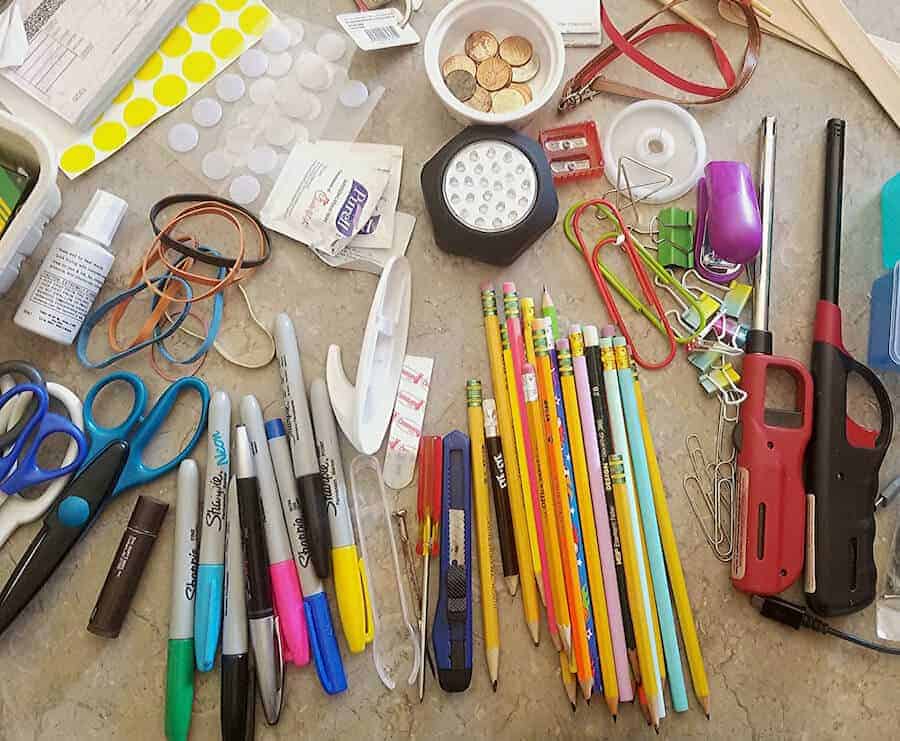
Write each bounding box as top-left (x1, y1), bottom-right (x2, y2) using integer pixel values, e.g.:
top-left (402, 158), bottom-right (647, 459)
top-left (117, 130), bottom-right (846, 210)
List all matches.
top-left (262, 142), bottom-right (391, 256)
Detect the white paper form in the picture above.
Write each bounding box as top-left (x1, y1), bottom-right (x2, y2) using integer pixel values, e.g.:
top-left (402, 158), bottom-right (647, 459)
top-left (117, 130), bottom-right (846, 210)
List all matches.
top-left (533, 0), bottom-right (601, 36)
top-left (3, 0), bottom-right (192, 128)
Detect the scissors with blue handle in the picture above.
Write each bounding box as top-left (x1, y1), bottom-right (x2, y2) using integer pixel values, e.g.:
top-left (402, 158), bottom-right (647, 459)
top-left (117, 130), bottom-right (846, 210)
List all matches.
top-left (82, 372), bottom-right (211, 498)
top-left (0, 383), bottom-right (88, 496)
top-left (0, 372), bottom-right (210, 637)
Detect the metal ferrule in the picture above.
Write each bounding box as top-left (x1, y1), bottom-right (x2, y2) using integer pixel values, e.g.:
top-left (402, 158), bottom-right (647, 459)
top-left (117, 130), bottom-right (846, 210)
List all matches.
top-left (557, 340), bottom-right (573, 376)
top-left (480, 288), bottom-right (498, 317)
top-left (466, 379), bottom-right (482, 407)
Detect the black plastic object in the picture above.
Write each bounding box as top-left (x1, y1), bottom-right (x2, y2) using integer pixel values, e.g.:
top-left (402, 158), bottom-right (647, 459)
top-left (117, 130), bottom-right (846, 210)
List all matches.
top-left (298, 472), bottom-right (332, 580)
top-left (0, 441), bottom-right (129, 636)
top-left (421, 126), bottom-right (558, 266)
top-left (806, 119), bottom-right (894, 617)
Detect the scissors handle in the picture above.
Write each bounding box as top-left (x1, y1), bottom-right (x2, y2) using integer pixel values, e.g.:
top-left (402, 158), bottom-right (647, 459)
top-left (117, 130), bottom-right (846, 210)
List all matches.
top-left (0, 411), bottom-right (89, 497)
top-left (114, 377), bottom-right (210, 496)
top-left (83, 372), bottom-right (149, 463)
top-left (0, 362), bottom-right (44, 450)
top-left (0, 384), bottom-right (48, 481)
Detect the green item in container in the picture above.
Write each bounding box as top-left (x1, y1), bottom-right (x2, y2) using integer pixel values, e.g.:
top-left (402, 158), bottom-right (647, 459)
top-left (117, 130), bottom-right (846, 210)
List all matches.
top-left (0, 164), bottom-right (30, 237)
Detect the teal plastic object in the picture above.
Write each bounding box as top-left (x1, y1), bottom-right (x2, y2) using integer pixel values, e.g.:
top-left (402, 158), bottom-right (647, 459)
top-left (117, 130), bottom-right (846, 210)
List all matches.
top-left (657, 207), bottom-right (695, 269)
top-left (882, 173), bottom-right (900, 269)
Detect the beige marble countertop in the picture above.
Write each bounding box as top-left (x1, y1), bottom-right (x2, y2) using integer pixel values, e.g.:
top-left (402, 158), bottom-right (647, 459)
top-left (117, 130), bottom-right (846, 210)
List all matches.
top-left (1, 1), bottom-right (899, 739)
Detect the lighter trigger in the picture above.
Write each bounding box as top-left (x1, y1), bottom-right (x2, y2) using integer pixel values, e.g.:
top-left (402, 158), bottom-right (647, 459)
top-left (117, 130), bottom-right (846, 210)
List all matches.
top-left (845, 416), bottom-right (879, 449)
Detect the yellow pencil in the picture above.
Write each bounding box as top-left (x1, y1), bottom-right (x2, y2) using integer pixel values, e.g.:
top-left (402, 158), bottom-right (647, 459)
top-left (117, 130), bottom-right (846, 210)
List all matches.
top-left (559, 650), bottom-right (577, 712)
top-left (521, 297), bottom-right (538, 368)
top-left (634, 371), bottom-right (711, 718)
top-left (610, 453), bottom-right (660, 730)
top-left (467, 379), bottom-right (501, 691)
top-left (565, 330), bottom-right (620, 719)
top-left (481, 284), bottom-right (540, 645)
top-left (523, 363), bottom-right (568, 654)
top-left (500, 322), bottom-right (546, 607)
top-left (499, 327), bottom-right (542, 645)
top-left (534, 318), bottom-right (585, 666)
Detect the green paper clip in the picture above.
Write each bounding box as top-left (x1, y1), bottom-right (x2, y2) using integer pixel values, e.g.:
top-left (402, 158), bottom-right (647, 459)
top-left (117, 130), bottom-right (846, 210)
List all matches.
top-left (656, 207), bottom-right (695, 269)
top-left (722, 282), bottom-right (752, 318)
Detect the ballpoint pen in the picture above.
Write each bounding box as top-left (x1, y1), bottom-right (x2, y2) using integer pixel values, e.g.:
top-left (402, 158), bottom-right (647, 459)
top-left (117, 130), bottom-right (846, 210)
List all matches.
top-left (274, 313), bottom-right (332, 580)
top-left (241, 395), bottom-right (309, 667)
top-left (166, 460), bottom-right (199, 741)
top-left (309, 378), bottom-right (372, 655)
top-left (267, 417), bottom-right (348, 695)
top-left (195, 389), bottom-right (230, 672)
top-left (221, 475), bottom-right (255, 741)
top-left (235, 425), bottom-right (284, 725)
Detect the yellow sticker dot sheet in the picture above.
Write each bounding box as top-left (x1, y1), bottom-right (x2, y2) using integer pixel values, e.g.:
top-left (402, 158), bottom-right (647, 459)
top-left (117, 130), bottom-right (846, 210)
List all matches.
top-left (60, 0), bottom-right (273, 179)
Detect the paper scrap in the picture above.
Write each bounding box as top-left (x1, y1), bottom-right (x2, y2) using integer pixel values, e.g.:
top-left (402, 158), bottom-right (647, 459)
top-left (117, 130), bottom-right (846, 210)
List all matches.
top-left (0, 1), bottom-right (27, 69)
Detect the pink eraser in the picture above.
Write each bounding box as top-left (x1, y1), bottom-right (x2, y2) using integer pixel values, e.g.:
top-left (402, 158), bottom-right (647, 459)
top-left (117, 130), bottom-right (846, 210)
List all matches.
top-left (556, 338), bottom-right (569, 351)
top-left (601, 325), bottom-right (617, 337)
top-left (502, 281), bottom-right (516, 294)
top-left (480, 281), bottom-right (494, 292)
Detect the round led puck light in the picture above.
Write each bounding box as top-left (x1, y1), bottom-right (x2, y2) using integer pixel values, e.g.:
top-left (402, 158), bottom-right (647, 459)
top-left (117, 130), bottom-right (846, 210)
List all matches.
top-left (421, 126), bottom-right (557, 266)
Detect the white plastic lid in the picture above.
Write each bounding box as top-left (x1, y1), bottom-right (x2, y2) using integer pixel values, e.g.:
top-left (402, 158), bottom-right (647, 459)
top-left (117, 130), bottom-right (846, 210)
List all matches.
top-left (74, 190), bottom-right (128, 248)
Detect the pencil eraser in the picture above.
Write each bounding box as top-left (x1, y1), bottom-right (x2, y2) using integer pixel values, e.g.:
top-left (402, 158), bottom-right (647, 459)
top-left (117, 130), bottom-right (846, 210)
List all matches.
top-left (480, 281), bottom-right (494, 293)
top-left (582, 325), bottom-right (600, 346)
top-left (569, 323), bottom-right (581, 335)
top-left (502, 281), bottom-right (516, 294)
top-left (556, 339), bottom-right (569, 352)
top-left (601, 325), bottom-right (618, 337)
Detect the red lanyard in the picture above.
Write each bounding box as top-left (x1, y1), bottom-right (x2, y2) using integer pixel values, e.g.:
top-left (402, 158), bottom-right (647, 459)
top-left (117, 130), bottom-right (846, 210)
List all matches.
top-left (559, 0), bottom-right (762, 112)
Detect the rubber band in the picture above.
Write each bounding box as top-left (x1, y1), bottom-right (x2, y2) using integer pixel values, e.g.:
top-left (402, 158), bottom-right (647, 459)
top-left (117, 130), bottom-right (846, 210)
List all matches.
top-left (77, 276), bottom-right (193, 369)
top-left (150, 194), bottom-right (271, 270)
top-left (211, 283), bottom-right (276, 369)
top-left (141, 203), bottom-right (249, 302)
top-left (150, 311), bottom-right (209, 381)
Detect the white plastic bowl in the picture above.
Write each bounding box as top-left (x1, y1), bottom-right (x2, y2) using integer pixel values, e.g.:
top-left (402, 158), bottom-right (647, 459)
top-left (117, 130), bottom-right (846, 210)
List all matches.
top-left (424, 0), bottom-right (566, 129)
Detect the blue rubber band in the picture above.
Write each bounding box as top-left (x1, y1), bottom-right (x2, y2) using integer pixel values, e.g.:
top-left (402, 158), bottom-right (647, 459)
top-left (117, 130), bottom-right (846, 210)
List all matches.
top-left (76, 275), bottom-right (194, 369)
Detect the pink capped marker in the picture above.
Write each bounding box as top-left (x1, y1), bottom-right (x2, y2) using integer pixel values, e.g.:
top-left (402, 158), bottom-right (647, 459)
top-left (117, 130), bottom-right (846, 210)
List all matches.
top-left (240, 395), bottom-right (310, 667)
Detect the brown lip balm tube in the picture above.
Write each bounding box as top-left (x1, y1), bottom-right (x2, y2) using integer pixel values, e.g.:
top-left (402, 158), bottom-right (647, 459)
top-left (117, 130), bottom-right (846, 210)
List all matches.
top-left (87, 495), bottom-right (169, 638)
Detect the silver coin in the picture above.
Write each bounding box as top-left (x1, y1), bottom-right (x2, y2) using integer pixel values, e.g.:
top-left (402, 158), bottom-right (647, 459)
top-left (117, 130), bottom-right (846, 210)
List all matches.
top-left (511, 53), bottom-right (540, 83)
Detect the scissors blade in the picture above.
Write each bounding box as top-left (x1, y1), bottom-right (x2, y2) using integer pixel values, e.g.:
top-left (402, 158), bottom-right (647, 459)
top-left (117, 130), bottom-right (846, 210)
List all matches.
top-left (0, 441), bottom-right (129, 637)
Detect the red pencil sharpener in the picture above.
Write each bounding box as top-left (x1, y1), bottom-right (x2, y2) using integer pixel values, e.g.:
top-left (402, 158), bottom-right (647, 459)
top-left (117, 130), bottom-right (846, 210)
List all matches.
top-left (538, 121), bottom-right (604, 185)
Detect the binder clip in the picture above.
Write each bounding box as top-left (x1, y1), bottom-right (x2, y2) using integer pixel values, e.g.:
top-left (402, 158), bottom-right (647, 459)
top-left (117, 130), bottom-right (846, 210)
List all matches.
top-left (655, 206), bottom-right (694, 269)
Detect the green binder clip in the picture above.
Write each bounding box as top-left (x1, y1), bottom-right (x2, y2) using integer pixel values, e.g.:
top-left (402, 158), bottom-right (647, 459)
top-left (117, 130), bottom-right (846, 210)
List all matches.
top-left (722, 281), bottom-right (753, 318)
top-left (656, 207), bottom-right (695, 269)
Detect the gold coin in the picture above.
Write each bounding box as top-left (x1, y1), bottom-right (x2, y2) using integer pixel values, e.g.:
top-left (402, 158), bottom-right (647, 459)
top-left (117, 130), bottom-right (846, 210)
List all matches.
top-left (511, 53), bottom-right (540, 83)
top-left (476, 56), bottom-right (511, 92)
top-left (499, 35), bottom-right (533, 67)
top-left (441, 54), bottom-right (476, 78)
top-left (445, 69), bottom-right (476, 102)
top-left (510, 82), bottom-right (533, 104)
top-left (490, 88), bottom-right (526, 114)
top-left (465, 30), bottom-right (499, 63)
top-left (467, 85), bottom-right (492, 113)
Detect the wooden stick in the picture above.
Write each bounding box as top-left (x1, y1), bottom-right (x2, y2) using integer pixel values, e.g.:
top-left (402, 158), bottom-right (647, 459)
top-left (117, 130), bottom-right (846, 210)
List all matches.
top-left (651, 0), bottom-right (718, 39)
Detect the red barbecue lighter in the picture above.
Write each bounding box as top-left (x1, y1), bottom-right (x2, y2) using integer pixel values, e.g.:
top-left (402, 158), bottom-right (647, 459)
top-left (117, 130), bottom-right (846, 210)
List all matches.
top-left (732, 117), bottom-right (814, 595)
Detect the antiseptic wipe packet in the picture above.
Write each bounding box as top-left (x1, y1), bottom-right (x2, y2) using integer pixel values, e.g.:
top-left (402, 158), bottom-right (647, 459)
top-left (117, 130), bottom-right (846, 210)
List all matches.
top-left (261, 142), bottom-right (391, 256)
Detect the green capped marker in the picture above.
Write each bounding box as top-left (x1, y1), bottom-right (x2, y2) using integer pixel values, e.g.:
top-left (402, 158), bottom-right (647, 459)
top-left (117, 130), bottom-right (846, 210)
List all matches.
top-left (166, 460), bottom-right (199, 740)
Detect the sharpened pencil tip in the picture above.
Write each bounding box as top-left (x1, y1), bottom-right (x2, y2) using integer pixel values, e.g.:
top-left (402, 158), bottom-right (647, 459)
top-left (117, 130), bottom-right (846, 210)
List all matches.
top-left (706, 714), bottom-right (711, 721)
top-left (570, 702), bottom-right (576, 713)
top-left (493, 680), bottom-right (498, 693)
top-left (612, 715), bottom-right (617, 724)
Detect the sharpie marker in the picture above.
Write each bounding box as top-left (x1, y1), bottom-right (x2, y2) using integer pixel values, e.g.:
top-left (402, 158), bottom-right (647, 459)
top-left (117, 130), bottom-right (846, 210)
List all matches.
top-left (195, 390), bottom-right (230, 671)
top-left (274, 314), bottom-right (333, 580)
top-left (310, 378), bottom-right (372, 655)
top-left (221, 475), bottom-right (255, 741)
top-left (166, 460), bottom-right (199, 741)
top-left (267, 418), bottom-right (347, 695)
top-left (240, 395), bottom-right (309, 667)
top-left (234, 425), bottom-right (284, 725)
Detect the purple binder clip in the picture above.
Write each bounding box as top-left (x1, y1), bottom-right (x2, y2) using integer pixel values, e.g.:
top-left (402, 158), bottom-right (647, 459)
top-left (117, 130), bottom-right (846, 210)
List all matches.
top-left (694, 161), bottom-right (762, 284)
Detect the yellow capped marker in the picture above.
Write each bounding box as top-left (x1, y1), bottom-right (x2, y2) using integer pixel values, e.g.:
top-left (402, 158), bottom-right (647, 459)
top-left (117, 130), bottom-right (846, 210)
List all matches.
top-left (310, 379), bottom-right (373, 653)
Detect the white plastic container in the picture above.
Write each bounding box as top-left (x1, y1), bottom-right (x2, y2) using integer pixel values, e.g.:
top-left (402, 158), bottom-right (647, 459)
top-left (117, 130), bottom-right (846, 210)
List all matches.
top-left (0, 110), bottom-right (62, 295)
top-left (14, 190), bottom-right (128, 344)
top-left (424, 0), bottom-right (566, 129)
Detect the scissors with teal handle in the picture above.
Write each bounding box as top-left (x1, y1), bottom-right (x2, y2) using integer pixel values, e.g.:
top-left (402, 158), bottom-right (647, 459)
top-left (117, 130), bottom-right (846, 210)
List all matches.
top-left (0, 383), bottom-right (88, 496)
top-left (83, 372), bottom-right (211, 497)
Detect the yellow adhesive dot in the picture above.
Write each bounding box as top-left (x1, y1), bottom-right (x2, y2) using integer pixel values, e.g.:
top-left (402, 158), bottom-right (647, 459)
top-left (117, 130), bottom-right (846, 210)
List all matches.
top-left (92, 122), bottom-right (128, 152)
top-left (211, 27), bottom-right (243, 59)
top-left (183, 51), bottom-right (216, 83)
top-left (161, 26), bottom-right (192, 57)
top-left (60, 145), bottom-right (96, 174)
top-left (216, 0), bottom-right (247, 10)
top-left (153, 75), bottom-right (189, 107)
top-left (123, 97), bottom-right (158, 128)
top-left (187, 3), bottom-right (221, 34)
top-left (135, 52), bottom-right (163, 81)
top-left (238, 5), bottom-right (271, 35)
top-left (113, 82), bottom-right (134, 105)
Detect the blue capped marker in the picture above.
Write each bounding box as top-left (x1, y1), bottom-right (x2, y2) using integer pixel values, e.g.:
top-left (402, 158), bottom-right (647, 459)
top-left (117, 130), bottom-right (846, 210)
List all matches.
top-left (194, 390), bottom-right (230, 671)
top-left (266, 419), bottom-right (347, 694)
